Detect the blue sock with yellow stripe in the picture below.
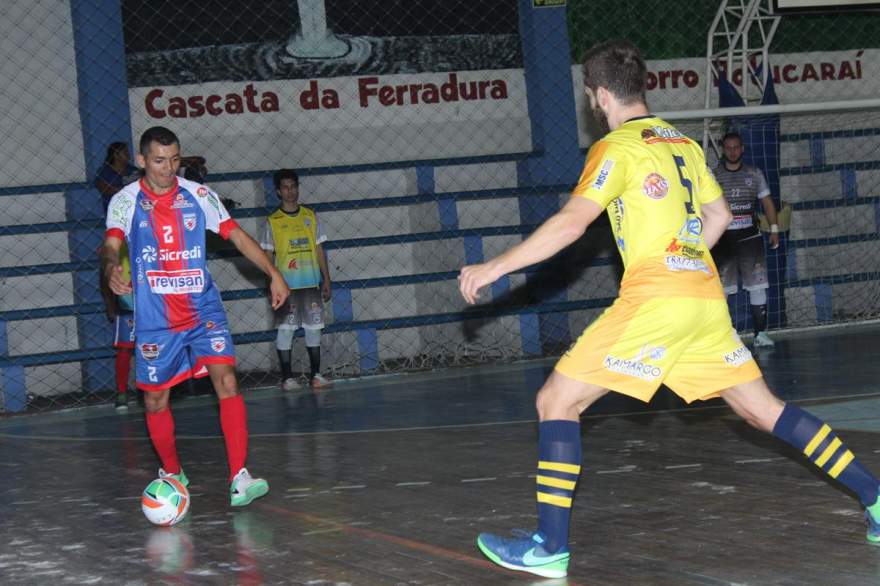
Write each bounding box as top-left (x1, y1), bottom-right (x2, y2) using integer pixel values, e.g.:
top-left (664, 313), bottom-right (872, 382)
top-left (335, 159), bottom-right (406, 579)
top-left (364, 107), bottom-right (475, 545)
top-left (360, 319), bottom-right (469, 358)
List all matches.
top-left (536, 420), bottom-right (582, 554)
top-left (773, 403), bottom-right (880, 506)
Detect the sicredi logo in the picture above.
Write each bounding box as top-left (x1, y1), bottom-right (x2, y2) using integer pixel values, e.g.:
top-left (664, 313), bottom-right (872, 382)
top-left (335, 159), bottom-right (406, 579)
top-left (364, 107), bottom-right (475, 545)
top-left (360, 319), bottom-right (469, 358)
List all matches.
top-left (157, 246), bottom-right (202, 262)
top-left (146, 269), bottom-right (205, 294)
top-left (142, 246), bottom-right (203, 263)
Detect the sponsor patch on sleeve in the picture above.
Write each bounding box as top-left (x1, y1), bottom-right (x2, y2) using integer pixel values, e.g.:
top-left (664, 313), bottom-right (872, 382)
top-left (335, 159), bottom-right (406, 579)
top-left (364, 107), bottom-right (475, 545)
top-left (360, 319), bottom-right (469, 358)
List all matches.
top-left (592, 159), bottom-right (615, 190)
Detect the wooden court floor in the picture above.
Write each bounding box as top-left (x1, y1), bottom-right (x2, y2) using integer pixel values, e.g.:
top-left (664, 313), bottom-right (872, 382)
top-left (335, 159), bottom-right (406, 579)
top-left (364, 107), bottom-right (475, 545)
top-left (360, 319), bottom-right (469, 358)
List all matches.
top-left (2, 325), bottom-right (880, 585)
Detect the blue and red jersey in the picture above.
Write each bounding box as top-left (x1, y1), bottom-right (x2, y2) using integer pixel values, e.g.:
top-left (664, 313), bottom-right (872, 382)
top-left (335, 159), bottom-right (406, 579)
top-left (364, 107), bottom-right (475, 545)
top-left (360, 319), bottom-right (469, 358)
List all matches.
top-left (105, 177), bottom-right (239, 334)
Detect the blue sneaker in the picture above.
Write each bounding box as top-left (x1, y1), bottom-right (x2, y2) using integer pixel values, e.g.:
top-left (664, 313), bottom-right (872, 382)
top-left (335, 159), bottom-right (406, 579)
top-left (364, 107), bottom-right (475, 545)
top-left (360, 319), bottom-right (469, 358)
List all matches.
top-left (866, 496), bottom-right (880, 544)
top-left (476, 531), bottom-right (569, 578)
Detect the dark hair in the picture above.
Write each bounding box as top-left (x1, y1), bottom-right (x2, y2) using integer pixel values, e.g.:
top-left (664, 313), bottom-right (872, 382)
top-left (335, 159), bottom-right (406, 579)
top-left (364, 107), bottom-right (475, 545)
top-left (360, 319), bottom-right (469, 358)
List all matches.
top-left (139, 126), bottom-right (179, 157)
top-left (582, 39), bottom-right (647, 105)
top-left (273, 169), bottom-right (299, 190)
top-left (105, 142), bottom-right (128, 164)
top-left (721, 131), bottom-right (743, 145)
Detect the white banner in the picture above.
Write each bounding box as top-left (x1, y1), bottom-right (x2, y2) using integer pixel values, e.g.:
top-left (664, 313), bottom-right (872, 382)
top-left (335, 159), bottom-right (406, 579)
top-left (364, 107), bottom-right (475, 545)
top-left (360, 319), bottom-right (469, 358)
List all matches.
top-left (573, 49), bottom-right (874, 147)
top-left (130, 69), bottom-right (531, 173)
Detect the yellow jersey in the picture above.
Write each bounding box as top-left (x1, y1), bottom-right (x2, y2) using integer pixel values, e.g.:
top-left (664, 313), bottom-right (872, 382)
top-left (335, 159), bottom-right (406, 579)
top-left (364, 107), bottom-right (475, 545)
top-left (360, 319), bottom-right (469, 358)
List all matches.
top-left (573, 116), bottom-right (725, 300)
top-left (263, 206), bottom-right (325, 290)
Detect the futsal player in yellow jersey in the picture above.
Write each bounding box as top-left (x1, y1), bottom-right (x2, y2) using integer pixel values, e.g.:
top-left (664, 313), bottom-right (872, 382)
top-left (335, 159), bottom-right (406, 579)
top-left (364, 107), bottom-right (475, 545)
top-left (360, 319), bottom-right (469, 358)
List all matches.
top-left (460, 39), bottom-right (880, 579)
top-left (260, 169), bottom-right (333, 390)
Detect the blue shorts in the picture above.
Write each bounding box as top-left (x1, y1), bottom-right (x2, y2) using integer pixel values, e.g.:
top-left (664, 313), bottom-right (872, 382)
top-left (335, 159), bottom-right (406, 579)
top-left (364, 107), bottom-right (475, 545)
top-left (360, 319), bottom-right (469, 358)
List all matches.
top-left (135, 318), bottom-right (235, 392)
top-left (113, 313), bottom-right (135, 349)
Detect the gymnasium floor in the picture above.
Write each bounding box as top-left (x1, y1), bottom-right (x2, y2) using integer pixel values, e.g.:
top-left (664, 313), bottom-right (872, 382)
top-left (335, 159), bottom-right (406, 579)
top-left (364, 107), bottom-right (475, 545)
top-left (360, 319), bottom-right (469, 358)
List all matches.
top-left (2, 325), bottom-right (880, 585)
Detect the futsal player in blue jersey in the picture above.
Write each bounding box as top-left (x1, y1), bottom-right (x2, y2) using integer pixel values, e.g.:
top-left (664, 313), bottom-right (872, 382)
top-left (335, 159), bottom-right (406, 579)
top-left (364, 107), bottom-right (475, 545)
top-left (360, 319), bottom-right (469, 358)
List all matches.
top-left (102, 126), bottom-right (289, 507)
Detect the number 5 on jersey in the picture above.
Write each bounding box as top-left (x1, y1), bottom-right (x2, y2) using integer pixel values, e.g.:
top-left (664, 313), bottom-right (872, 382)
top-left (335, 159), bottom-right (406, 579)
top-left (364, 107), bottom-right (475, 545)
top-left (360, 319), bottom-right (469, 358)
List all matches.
top-left (673, 155), bottom-right (695, 214)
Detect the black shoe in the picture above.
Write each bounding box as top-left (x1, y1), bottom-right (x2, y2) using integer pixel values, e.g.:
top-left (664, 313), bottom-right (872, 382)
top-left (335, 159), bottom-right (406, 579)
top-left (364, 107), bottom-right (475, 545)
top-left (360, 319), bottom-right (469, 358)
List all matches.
top-left (114, 392), bottom-right (129, 413)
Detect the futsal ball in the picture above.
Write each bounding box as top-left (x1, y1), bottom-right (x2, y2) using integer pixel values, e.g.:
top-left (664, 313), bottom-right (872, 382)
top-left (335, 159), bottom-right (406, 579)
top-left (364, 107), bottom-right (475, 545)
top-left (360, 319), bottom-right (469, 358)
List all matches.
top-left (141, 477), bottom-right (190, 526)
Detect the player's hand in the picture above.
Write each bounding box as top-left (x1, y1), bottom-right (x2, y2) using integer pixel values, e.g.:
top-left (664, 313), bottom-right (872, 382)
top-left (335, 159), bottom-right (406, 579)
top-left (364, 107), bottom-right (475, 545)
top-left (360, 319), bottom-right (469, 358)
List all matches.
top-left (107, 265), bottom-right (132, 296)
top-left (321, 280), bottom-right (332, 302)
top-left (459, 262), bottom-right (502, 305)
top-left (769, 232), bottom-right (780, 250)
top-left (268, 274), bottom-right (290, 310)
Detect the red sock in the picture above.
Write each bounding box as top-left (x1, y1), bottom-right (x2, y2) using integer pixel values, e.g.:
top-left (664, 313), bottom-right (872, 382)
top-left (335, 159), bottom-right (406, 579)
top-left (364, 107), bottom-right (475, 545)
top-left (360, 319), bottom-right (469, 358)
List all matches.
top-left (115, 349), bottom-right (132, 393)
top-left (220, 394), bottom-right (249, 483)
top-left (145, 407), bottom-right (180, 474)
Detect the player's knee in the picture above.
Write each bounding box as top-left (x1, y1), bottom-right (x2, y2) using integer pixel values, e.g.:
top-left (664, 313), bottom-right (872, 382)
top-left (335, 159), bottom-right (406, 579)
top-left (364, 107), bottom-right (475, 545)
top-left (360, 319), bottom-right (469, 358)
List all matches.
top-left (143, 392), bottom-right (168, 413)
top-left (304, 327), bottom-right (321, 348)
top-left (748, 287), bottom-right (767, 306)
top-left (535, 390), bottom-right (551, 419)
top-left (276, 327), bottom-right (294, 351)
top-left (217, 371), bottom-right (239, 397)
top-left (535, 383), bottom-right (565, 419)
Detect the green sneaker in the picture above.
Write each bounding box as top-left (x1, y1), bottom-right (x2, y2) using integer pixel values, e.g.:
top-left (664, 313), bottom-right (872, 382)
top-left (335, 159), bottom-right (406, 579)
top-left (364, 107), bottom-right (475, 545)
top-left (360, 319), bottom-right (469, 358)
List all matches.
top-left (230, 468), bottom-right (269, 507)
top-left (477, 531), bottom-right (569, 578)
top-left (158, 467), bottom-right (189, 488)
top-left (866, 495), bottom-right (880, 544)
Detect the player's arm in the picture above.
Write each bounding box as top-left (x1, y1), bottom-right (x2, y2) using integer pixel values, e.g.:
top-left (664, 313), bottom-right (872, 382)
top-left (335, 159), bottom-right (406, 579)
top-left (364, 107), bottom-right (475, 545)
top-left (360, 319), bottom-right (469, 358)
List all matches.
top-left (99, 272), bottom-right (117, 321)
top-left (228, 227), bottom-right (289, 310)
top-left (100, 236), bottom-right (132, 296)
top-left (313, 214), bottom-right (331, 301)
top-left (756, 170), bottom-right (780, 249)
top-left (700, 197), bottom-right (733, 249)
top-left (459, 197), bottom-right (603, 305)
top-left (760, 196), bottom-right (780, 249)
top-left (459, 140), bottom-right (616, 304)
top-left (316, 242), bottom-right (331, 301)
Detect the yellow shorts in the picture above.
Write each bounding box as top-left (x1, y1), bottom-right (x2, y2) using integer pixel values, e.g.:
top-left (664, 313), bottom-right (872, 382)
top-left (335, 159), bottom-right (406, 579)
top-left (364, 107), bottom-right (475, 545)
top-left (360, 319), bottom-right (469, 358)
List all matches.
top-left (555, 296), bottom-right (762, 403)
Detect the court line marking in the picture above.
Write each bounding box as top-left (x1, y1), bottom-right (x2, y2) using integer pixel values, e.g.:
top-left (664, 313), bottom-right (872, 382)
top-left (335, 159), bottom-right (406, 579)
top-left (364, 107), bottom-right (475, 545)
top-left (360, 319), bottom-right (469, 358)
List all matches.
top-left (257, 502), bottom-right (587, 584)
top-left (665, 463), bottom-right (702, 470)
top-left (4, 390), bottom-right (880, 442)
top-left (596, 466), bottom-right (637, 475)
top-left (735, 457), bottom-right (786, 464)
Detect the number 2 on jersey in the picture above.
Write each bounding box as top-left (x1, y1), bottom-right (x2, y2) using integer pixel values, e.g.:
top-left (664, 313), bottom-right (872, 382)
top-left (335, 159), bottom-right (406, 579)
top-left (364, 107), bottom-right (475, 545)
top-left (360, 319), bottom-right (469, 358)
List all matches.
top-left (673, 155), bottom-right (695, 214)
top-left (162, 225), bottom-right (173, 244)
